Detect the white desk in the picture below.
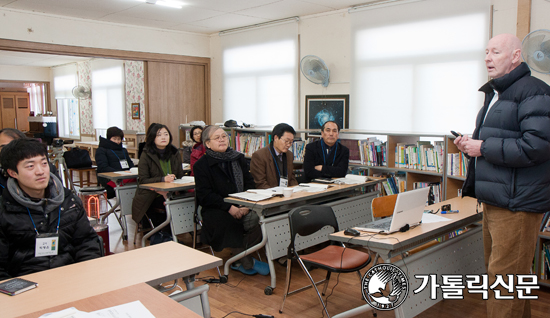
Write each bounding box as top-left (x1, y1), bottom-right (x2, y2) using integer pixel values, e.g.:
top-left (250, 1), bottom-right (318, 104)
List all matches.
top-left (224, 180), bottom-right (380, 294)
top-left (1, 242), bottom-right (223, 318)
top-left (98, 171), bottom-right (138, 241)
top-left (329, 196), bottom-right (484, 318)
top-left (140, 181), bottom-right (196, 247)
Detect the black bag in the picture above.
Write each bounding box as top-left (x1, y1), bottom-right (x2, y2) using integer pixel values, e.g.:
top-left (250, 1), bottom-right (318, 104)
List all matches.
top-left (63, 148), bottom-right (92, 169)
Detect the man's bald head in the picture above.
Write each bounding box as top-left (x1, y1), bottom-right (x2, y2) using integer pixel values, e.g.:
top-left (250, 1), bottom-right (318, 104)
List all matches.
top-left (485, 33), bottom-right (522, 79)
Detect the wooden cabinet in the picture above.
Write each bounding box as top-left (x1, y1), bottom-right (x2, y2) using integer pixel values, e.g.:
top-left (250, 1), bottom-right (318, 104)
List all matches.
top-left (0, 92), bottom-right (30, 131)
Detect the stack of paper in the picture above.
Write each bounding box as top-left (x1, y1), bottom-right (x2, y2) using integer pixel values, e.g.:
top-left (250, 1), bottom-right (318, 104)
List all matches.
top-left (229, 192), bottom-right (274, 201)
top-left (333, 174), bottom-right (369, 185)
top-left (296, 183), bottom-right (331, 192)
top-left (173, 176), bottom-right (195, 184)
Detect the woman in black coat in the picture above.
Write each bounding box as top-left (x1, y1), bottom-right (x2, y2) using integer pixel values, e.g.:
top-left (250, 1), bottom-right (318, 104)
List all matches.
top-left (131, 124), bottom-right (184, 244)
top-left (95, 127), bottom-right (135, 198)
top-left (193, 126), bottom-right (269, 276)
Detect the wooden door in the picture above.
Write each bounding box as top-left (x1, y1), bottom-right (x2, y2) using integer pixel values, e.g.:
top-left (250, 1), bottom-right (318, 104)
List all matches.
top-left (16, 93), bottom-right (30, 132)
top-left (1, 94), bottom-right (16, 129)
top-left (146, 61), bottom-right (209, 146)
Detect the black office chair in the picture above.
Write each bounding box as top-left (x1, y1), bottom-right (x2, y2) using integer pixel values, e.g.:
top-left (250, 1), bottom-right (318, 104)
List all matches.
top-left (279, 205), bottom-right (373, 317)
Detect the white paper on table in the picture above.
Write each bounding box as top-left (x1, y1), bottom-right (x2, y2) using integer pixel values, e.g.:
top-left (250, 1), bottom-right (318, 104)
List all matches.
top-left (173, 176), bottom-right (195, 184)
top-left (333, 174), bottom-right (368, 184)
top-left (421, 213), bottom-right (452, 224)
top-left (248, 187), bottom-right (284, 196)
top-left (39, 308), bottom-right (96, 318)
top-left (91, 301), bottom-right (155, 318)
top-left (113, 171), bottom-right (135, 175)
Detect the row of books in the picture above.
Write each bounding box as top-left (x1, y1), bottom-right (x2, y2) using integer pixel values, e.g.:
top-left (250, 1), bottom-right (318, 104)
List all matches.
top-left (395, 141), bottom-right (444, 173)
top-left (235, 132), bottom-right (267, 157)
top-left (447, 152), bottom-right (469, 177)
top-left (291, 139), bottom-right (311, 162)
top-left (371, 172), bottom-right (405, 196)
top-left (541, 242), bottom-right (550, 279)
top-left (413, 182), bottom-right (441, 205)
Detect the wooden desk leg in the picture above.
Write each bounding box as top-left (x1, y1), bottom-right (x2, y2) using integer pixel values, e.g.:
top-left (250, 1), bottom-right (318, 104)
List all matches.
top-left (86, 170), bottom-right (91, 187)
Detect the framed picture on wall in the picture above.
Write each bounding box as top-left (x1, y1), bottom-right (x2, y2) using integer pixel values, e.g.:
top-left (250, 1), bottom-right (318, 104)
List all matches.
top-left (131, 103), bottom-right (140, 119)
top-left (306, 95), bottom-right (349, 131)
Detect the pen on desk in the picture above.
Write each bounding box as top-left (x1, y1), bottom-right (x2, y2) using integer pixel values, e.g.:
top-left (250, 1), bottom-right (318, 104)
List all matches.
top-left (441, 210), bottom-right (459, 214)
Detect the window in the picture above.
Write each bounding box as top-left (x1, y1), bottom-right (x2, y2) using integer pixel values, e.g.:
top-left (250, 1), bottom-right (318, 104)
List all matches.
top-left (53, 64), bottom-right (80, 138)
top-left (91, 59), bottom-right (125, 130)
top-left (57, 99), bottom-right (80, 139)
top-left (221, 22), bottom-right (298, 126)
top-left (350, 0), bottom-right (490, 134)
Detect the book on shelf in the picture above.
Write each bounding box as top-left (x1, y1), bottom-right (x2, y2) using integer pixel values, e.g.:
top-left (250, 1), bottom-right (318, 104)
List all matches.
top-left (447, 152), bottom-right (469, 177)
top-left (394, 141), bottom-right (444, 172)
top-left (340, 139), bottom-right (362, 163)
top-left (413, 182), bottom-right (441, 205)
top-left (235, 132), bottom-right (266, 157)
top-left (292, 139), bottom-right (311, 162)
top-left (0, 278), bottom-right (38, 296)
top-left (359, 138), bottom-right (386, 166)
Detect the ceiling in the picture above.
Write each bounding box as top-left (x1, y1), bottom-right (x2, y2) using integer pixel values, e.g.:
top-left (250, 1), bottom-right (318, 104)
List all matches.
top-left (0, 0), bottom-right (369, 87)
top-left (0, 0), bottom-right (365, 34)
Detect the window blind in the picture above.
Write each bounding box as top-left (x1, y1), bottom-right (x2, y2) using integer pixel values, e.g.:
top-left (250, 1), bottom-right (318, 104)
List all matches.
top-left (221, 22), bottom-right (298, 127)
top-left (350, 0), bottom-right (490, 134)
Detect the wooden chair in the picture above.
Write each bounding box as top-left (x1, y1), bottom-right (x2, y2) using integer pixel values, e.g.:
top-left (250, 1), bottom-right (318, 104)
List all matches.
top-left (371, 193), bottom-right (398, 218)
top-left (68, 166), bottom-right (99, 189)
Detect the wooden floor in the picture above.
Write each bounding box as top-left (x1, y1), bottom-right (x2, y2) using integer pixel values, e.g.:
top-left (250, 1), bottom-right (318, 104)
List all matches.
top-left (103, 212), bottom-right (550, 318)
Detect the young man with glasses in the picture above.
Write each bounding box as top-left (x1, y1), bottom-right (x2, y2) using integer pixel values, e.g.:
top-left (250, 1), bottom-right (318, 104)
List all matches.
top-left (303, 121), bottom-right (349, 182)
top-left (250, 123), bottom-right (298, 189)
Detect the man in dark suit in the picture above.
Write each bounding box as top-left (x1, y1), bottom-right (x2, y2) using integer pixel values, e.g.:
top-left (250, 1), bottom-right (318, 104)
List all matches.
top-left (303, 121), bottom-right (349, 181)
top-left (250, 123), bottom-right (298, 189)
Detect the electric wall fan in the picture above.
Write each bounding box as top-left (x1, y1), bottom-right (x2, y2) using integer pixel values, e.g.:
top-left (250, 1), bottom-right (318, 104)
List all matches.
top-left (300, 55), bottom-right (330, 87)
top-left (72, 85), bottom-right (91, 99)
top-left (522, 29), bottom-right (550, 74)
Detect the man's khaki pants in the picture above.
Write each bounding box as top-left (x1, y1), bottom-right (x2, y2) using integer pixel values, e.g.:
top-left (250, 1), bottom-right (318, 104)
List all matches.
top-left (483, 204), bottom-right (543, 318)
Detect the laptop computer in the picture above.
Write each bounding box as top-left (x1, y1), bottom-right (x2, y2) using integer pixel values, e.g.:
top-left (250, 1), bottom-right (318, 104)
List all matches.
top-left (355, 187), bottom-right (430, 234)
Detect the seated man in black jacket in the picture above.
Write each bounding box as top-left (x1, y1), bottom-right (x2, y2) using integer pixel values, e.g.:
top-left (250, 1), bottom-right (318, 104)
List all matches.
top-left (0, 128), bottom-right (60, 194)
top-left (96, 127), bottom-right (135, 198)
top-left (0, 138), bottom-right (101, 280)
top-left (303, 121), bottom-right (349, 181)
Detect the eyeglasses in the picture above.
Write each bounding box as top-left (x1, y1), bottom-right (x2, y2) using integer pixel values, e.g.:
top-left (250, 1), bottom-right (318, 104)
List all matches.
top-left (280, 138), bottom-right (294, 145)
top-left (210, 134), bottom-right (228, 142)
top-left (193, 131), bottom-right (202, 136)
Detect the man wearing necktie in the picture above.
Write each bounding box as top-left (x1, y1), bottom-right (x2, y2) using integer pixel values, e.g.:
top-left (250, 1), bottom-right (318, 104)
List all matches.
top-left (250, 123), bottom-right (298, 189)
top-left (303, 121), bottom-right (349, 182)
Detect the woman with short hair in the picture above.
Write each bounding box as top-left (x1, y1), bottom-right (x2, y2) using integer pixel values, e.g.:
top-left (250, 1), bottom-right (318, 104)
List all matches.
top-left (193, 126), bottom-right (269, 275)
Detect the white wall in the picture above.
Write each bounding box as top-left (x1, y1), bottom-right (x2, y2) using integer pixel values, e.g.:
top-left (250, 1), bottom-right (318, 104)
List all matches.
top-left (209, 0), bottom-right (550, 125)
top-left (0, 8), bottom-right (210, 57)
top-left (0, 64), bottom-right (51, 81)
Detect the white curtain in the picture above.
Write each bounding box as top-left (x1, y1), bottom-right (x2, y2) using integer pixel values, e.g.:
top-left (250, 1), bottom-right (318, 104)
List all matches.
top-left (27, 83), bottom-right (46, 115)
top-left (350, 0), bottom-right (490, 135)
top-left (52, 64), bottom-right (77, 100)
top-left (91, 59), bottom-right (125, 130)
top-left (221, 22), bottom-right (298, 127)
top-left (57, 99), bottom-right (80, 139)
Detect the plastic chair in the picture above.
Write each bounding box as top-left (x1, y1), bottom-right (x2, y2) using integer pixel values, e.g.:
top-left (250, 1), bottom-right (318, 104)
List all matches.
top-left (279, 205), bottom-right (373, 317)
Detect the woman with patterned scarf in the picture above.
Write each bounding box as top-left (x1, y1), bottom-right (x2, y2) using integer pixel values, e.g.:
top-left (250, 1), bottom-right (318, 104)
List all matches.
top-left (193, 126), bottom-right (269, 276)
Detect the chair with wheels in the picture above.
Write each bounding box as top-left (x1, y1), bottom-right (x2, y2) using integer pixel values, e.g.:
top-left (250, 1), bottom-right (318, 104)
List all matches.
top-left (279, 205), bottom-right (374, 318)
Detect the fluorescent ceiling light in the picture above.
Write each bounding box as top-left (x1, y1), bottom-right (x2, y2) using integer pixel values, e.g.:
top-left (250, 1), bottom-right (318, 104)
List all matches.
top-left (135, 0), bottom-right (184, 9)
